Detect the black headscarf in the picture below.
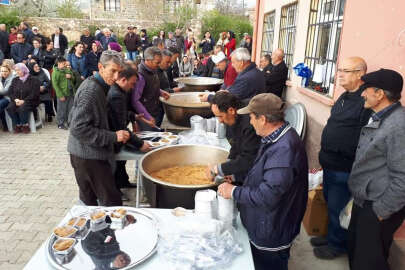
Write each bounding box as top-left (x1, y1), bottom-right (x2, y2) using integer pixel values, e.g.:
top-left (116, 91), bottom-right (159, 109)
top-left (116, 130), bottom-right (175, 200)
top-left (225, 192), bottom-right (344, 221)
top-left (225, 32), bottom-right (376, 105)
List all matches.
top-left (28, 62), bottom-right (42, 76)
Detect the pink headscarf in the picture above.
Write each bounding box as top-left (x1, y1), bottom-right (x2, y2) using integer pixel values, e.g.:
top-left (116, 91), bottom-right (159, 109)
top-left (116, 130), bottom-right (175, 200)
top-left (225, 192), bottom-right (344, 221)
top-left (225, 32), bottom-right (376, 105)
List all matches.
top-left (94, 40), bottom-right (102, 51)
top-left (108, 42), bottom-right (122, 52)
top-left (15, 63), bottom-right (30, 82)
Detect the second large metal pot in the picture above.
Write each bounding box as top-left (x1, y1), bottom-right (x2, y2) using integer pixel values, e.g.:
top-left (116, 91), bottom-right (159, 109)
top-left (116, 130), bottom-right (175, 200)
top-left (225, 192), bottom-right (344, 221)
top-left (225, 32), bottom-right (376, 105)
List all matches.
top-left (140, 145), bottom-right (229, 209)
top-left (175, 77), bottom-right (224, 92)
top-left (160, 92), bottom-right (213, 127)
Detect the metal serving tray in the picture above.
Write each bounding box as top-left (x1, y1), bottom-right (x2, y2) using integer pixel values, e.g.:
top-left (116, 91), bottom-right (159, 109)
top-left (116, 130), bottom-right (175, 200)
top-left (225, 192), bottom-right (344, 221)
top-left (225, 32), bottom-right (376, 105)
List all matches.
top-left (46, 207), bottom-right (159, 270)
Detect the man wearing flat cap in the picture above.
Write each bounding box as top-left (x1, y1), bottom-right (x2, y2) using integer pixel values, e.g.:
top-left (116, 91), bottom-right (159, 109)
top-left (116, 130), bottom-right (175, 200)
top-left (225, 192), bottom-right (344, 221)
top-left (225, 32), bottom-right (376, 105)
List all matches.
top-left (347, 69), bottom-right (405, 270)
top-left (217, 93), bottom-right (308, 270)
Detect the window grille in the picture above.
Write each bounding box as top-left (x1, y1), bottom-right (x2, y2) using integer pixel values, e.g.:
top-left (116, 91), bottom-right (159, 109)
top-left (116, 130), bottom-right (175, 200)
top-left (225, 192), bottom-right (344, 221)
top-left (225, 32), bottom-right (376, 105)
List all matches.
top-left (278, 2), bottom-right (299, 78)
top-left (304, 0), bottom-right (346, 96)
top-left (104, 0), bottom-right (120, 11)
top-left (261, 11), bottom-right (276, 56)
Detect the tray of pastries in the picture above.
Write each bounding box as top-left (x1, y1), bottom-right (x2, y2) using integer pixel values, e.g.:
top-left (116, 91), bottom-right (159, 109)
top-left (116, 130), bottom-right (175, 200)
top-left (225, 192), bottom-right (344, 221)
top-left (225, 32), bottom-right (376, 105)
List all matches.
top-left (46, 207), bottom-right (159, 270)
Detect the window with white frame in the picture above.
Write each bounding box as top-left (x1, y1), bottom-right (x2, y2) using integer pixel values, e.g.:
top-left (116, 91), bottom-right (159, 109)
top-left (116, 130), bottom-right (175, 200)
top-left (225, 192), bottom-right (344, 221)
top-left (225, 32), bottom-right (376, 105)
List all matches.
top-left (304, 0), bottom-right (346, 96)
top-left (278, 2), bottom-right (299, 78)
top-left (261, 11), bottom-right (276, 56)
top-left (104, 0), bottom-right (120, 11)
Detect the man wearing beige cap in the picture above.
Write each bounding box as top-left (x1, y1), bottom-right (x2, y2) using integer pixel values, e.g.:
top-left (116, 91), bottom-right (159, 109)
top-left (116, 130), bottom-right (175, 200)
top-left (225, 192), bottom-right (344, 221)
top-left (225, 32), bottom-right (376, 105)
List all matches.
top-left (218, 93), bottom-right (308, 270)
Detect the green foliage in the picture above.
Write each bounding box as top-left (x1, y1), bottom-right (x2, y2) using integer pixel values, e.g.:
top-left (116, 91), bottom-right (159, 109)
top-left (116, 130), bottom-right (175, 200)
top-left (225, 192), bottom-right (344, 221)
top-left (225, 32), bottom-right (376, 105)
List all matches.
top-left (161, 22), bottom-right (177, 34)
top-left (0, 6), bottom-right (21, 30)
top-left (56, 0), bottom-right (84, 19)
top-left (87, 25), bottom-right (100, 36)
top-left (201, 10), bottom-right (253, 44)
top-left (147, 28), bottom-right (160, 39)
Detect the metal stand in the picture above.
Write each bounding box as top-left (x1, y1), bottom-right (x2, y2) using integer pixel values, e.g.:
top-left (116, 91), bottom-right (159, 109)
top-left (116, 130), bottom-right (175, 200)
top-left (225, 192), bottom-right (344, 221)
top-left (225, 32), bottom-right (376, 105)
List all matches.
top-left (115, 148), bottom-right (145, 208)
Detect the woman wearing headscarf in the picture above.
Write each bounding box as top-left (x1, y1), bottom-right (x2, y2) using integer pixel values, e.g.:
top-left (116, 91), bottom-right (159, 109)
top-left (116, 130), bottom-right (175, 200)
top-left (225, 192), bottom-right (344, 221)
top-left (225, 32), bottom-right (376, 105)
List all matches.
top-left (6, 63), bottom-right (40, 133)
top-left (108, 42), bottom-right (122, 53)
top-left (224, 31), bottom-right (236, 58)
top-left (86, 41), bottom-right (102, 76)
top-left (28, 62), bottom-right (53, 122)
top-left (67, 41), bottom-right (88, 80)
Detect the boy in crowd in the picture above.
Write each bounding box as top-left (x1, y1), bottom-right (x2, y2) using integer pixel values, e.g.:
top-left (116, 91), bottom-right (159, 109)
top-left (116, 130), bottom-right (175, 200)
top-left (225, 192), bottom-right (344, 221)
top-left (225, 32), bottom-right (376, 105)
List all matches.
top-left (52, 57), bottom-right (77, 129)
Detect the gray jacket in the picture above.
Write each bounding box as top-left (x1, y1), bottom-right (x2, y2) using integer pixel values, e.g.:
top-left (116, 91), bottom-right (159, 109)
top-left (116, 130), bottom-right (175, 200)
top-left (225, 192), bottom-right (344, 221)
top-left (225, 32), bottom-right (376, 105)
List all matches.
top-left (348, 104), bottom-right (405, 219)
top-left (67, 76), bottom-right (117, 160)
top-left (0, 74), bottom-right (14, 100)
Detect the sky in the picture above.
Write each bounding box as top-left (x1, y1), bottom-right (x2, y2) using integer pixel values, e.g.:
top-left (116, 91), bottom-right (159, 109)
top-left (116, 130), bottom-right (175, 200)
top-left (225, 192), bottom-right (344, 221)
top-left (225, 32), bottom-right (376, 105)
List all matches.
top-left (245, 0), bottom-right (256, 8)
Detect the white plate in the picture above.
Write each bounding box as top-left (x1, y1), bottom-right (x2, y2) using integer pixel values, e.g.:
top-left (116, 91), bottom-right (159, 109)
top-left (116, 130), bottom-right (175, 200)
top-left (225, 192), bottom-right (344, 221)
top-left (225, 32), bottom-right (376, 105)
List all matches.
top-left (46, 207), bottom-right (159, 270)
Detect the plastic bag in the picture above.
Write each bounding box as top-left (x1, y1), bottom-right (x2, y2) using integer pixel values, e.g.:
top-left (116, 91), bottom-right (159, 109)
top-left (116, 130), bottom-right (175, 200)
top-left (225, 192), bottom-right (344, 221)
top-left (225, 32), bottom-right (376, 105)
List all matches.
top-left (158, 215), bottom-right (243, 270)
top-left (293, 63), bottom-right (313, 87)
top-left (308, 169), bottom-right (323, 190)
top-left (339, 198), bottom-right (353, 229)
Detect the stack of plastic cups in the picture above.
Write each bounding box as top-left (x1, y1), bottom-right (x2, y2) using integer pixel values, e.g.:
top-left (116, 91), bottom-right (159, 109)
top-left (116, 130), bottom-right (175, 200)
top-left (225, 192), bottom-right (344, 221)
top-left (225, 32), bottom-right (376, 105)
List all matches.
top-left (194, 189), bottom-right (217, 219)
top-left (217, 193), bottom-right (236, 231)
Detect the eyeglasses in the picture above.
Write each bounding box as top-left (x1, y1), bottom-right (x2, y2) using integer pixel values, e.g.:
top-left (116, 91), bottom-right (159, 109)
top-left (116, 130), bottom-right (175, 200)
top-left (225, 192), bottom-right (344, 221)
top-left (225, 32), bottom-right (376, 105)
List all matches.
top-left (337, 69), bottom-right (361, 73)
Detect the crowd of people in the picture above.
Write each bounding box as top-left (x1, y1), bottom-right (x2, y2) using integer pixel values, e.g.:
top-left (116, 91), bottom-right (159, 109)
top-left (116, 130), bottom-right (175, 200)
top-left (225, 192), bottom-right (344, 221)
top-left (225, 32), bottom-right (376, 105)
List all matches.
top-left (0, 21), bottom-right (282, 133)
top-left (1, 20), bottom-right (403, 270)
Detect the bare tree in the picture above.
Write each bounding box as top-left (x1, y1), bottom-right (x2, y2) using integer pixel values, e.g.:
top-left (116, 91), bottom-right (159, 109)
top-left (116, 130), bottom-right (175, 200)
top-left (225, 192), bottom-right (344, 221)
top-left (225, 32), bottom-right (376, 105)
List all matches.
top-left (9, 0), bottom-right (58, 17)
top-left (215, 0), bottom-right (246, 15)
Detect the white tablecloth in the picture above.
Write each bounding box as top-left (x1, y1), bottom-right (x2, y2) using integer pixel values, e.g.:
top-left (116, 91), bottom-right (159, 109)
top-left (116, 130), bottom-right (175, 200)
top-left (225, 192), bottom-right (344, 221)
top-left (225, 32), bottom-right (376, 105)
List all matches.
top-left (23, 208), bottom-right (254, 270)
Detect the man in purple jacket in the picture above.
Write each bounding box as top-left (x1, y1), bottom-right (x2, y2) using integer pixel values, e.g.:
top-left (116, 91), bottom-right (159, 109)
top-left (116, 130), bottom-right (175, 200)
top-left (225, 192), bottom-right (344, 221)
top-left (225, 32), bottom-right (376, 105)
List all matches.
top-left (218, 93), bottom-right (308, 270)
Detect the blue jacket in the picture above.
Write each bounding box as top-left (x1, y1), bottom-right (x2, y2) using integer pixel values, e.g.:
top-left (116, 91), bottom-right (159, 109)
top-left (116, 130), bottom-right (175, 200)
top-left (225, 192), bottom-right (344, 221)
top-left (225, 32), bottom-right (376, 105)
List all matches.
top-left (208, 62), bottom-right (265, 103)
top-left (233, 126), bottom-right (308, 249)
top-left (10, 42), bottom-right (33, 63)
top-left (68, 53), bottom-right (88, 78)
top-left (100, 36), bottom-right (117, 51)
top-left (228, 62), bottom-right (265, 100)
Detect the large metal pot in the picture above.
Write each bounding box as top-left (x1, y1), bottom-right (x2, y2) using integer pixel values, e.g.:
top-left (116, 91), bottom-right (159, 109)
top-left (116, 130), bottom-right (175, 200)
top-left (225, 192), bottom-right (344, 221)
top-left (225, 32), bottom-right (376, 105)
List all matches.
top-left (175, 77), bottom-right (224, 92)
top-left (140, 145), bottom-right (229, 209)
top-left (160, 92), bottom-right (213, 127)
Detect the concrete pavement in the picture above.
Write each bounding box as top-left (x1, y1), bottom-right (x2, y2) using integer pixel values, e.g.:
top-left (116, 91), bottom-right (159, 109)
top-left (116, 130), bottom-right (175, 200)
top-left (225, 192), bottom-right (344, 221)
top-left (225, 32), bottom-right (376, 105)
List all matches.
top-left (0, 122), bottom-right (366, 270)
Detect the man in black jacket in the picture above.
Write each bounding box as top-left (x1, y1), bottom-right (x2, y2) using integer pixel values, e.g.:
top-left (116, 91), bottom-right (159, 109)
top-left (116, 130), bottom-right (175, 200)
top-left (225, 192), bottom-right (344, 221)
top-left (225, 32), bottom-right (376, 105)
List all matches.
top-left (263, 49), bottom-right (288, 98)
top-left (313, 57), bottom-right (372, 259)
top-left (174, 28), bottom-right (185, 55)
top-left (157, 50), bottom-right (182, 93)
top-left (166, 47), bottom-right (181, 88)
top-left (51, 27), bottom-right (68, 56)
top-left (0, 24), bottom-right (9, 58)
top-left (107, 65), bottom-right (150, 198)
top-left (207, 91), bottom-right (261, 184)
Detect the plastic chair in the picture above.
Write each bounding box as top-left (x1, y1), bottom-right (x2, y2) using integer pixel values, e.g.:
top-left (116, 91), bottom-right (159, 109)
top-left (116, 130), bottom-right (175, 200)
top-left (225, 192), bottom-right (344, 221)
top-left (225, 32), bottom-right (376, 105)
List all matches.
top-left (5, 104), bottom-right (44, 133)
top-left (285, 103), bottom-right (307, 140)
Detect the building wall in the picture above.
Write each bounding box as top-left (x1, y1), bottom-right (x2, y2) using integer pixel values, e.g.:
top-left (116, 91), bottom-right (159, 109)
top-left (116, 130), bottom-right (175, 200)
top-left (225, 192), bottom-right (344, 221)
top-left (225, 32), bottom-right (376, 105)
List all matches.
top-left (254, 0), bottom-right (405, 168)
top-left (336, 0), bottom-right (405, 104)
top-left (26, 17), bottom-right (163, 42)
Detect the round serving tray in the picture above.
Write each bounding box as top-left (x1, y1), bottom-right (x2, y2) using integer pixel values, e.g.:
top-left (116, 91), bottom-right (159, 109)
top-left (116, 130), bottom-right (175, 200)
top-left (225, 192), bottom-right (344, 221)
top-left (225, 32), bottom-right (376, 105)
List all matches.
top-left (46, 207), bottom-right (159, 270)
